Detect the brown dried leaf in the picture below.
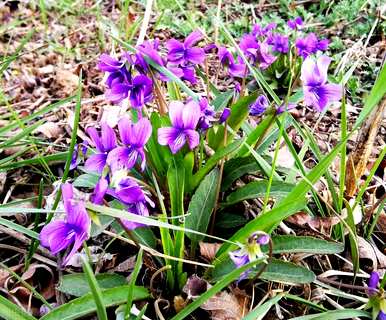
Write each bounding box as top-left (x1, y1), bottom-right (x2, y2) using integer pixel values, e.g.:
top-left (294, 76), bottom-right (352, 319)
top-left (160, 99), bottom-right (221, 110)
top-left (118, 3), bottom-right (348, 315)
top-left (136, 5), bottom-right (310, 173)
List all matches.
top-left (201, 291), bottom-right (245, 320)
top-left (34, 122), bottom-right (63, 139)
top-left (199, 242), bottom-right (221, 261)
top-left (183, 275), bottom-right (209, 299)
top-left (286, 212), bottom-right (342, 230)
top-left (56, 68), bottom-right (79, 95)
top-left (112, 255), bottom-right (136, 273)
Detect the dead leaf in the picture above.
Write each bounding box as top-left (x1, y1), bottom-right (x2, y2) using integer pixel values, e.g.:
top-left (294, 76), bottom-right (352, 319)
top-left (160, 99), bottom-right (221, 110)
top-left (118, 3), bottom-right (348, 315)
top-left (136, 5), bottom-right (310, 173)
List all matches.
top-left (34, 122), bottom-right (63, 139)
top-left (56, 68), bottom-right (79, 95)
top-left (173, 295), bottom-right (187, 313)
top-left (199, 242), bottom-right (221, 261)
top-left (275, 144), bottom-right (295, 169)
top-left (112, 255), bottom-right (136, 273)
top-left (286, 212), bottom-right (342, 230)
top-left (201, 291), bottom-right (245, 320)
top-left (21, 264), bottom-right (55, 299)
top-left (0, 172), bottom-right (6, 194)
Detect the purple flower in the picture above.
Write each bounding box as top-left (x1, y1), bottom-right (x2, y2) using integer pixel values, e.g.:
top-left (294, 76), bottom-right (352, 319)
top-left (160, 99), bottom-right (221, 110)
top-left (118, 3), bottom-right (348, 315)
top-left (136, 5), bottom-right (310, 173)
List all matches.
top-left (40, 183), bottom-right (90, 266)
top-left (287, 17), bottom-right (303, 30)
top-left (239, 34), bottom-right (260, 63)
top-left (252, 24), bottom-right (264, 37)
top-left (250, 95), bottom-right (269, 116)
top-left (269, 34), bottom-right (289, 54)
top-left (107, 117), bottom-right (152, 171)
top-left (135, 40), bottom-right (164, 72)
top-left (317, 39), bottom-right (329, 51)
top-left (166, 30), bottom-right (205, 65)
top-left (98, 54), bottom-right (125, 72)
top-left (70, 142), bottom-right (88, 171)
top-left (158, 100), bottom-right (201, 154)
top-left (276, 102), bottom-right (296, 114)
top-left (85, 123), bottom-right (117, 173)
top-left (368, 271), bottom-right (380, 296)
top-left (181, 65), bottom-right (197, 85)
top-left (109, 177), bottom-right (154, 230)
top-left (218, 47), bottom-right (234, 67)
top-left (229, 232), bottom-right (270, 281)
top-left (229, 57), bottom-right (248, 78)
top-left (197, 98), bottom-right (215, 131)
top-left (219, 108), bottom-right (231, 124)
top-left (257, 41), bottom-right (277, 69)
top-left (129, 75), bottom-right (153, 108)
top-left (90, 177), bottom-right (109, 205)
top-left (301, 55), bottom-right (342, 112)
top-left (295, 33), bottom-right (319, 58)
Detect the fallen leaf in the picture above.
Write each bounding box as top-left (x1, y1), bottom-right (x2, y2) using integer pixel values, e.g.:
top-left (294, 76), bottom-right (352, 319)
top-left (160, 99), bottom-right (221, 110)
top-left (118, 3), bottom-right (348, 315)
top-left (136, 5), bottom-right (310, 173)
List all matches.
top-left (200, 242), bottom-right (221, 261)
top-left (286, 212), bottom-right (342, 230)
top-left (112, 255), bottom-right (136, 273)
top-left (34, 122), bottom-right (63, 139)
top-left (183, 275), bottom-right (209, 299)
top-left (201, 290), bottom-right (245, 320)
top-left (56, 68), bottom-right (79, 95)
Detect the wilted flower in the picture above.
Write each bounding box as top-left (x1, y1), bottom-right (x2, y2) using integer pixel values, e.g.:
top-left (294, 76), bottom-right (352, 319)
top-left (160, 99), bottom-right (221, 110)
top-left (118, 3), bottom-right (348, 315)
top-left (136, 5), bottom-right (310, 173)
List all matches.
top-left (40, 183), bottom-right (90, 266)
top-left (287, 17), bottom-right (303, 30)
top-left (166, 30), bottom-right (205, 65)
top-left (229, 232), bottom-right (270, 280)
top-left (107, 117), bottom-right (152, 172)
top-left (301, 55), bottom-right (342, 112)
top-left (250, 95), bottom-right (269, 116)
top-left (158, 100), bottom-right (201, 154)
top-left (85, 123), bottom-right (117, 174)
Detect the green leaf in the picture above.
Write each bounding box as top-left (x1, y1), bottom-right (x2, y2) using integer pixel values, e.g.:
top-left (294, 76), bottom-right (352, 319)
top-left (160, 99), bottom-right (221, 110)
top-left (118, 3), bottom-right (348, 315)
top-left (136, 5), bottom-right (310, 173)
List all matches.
top-left (41, 285), bottom-right (149, 320)
top-left (212, 90), bottom-right (234, 111)
top-left (242, 294), bottom-right (283, 320)
top-left (271, 236), bottom-right (344, 254)
top-left (260, 259), bottom-right (315, 283)
top-left (0, 217), bottom-right (39, 239)
top-left (290, 309), bottom-right (371, 320)
top-left (0, 152), bottom-right (68, 171)
top-left (191, 139), bottom-right (243, 190)
top-left (58, 273), bottom-right (128, 297)
top-left (81, 257), bottom-right (108, 320)
top-left (227, 93), bottom-right (258, 131)
top-left (73, 173), bottom-right (100, 188)
top-left (186, 168), bottom-right (219, 244)
top-left (167, 158), bottom-right (185, 220)
top-left (221, 155), bottom-right (261, 191)
top-left (215, 213), bottom-right (247, 229)
top-left (236, 113), bottom-right (275, 157)
top-left (124, 249), bottom-right (143, 319)
top-left (0, 295), bottom-right (37, 320)
top-left (0, 119), bottom-right (44, 149)
top-left (223, 180), bottom-right (294, 206)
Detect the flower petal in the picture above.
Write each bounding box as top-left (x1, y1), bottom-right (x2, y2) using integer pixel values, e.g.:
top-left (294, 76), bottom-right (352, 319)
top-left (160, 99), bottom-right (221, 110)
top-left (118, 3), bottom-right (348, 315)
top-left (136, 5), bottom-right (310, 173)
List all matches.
top-left (62, 231), bottom-right (88, 266)
top-left (184, 30), bottom-right (203, 47)
top-left (185, 47), bottom-right (205, 64)
top-left (40, 220), bottom-right (73, 254)
top-left (86, 127), bottom-right (103, 152)
top-left (61, 183), bottom-right (74, 214)
top-left (85, 153), bottom-right (107, 173)
top-left (118, 116), bottom-right (132, 145)
top-left (185, 129), bottom-right (200, 150)
top-left (107, 146), bottom-right (137, 171)
top-left (168, 101), bottom-right (185, 128)
top-left (101, 123), bottom-right (116, 152)
top-left (131, 118), bottom-right (152, 147)
top-left (182, 100), bottom-right (201, 129)
top-left (91, 177), bottom-right (109, 205)
top-left (66, 202), bottom-right (90, 232)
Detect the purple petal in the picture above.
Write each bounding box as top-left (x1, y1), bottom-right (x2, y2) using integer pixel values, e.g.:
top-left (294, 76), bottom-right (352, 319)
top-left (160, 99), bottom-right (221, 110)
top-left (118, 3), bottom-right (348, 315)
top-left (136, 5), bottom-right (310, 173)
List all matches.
top-left (219, 108), bottom-right (231, 124)
top-left (131, 118), bottom-right (152, 147)
top-left (118, 116), bottom-right (132, 145)
top-left (257, 234), bottom-right (270, 245)
top-left (158, 127), bottom-right (186, 154)
top-left (66, 202), bottom-right (90, 232)
top-left (62, 231), bottom-right (88, 266)
top-left (218, 47), bottom-right (234, 66)
top-left (101, 123), bottom-right (116, 152)
top-left (116, 185), bottom-right (145, 204)
top-left (300, 56), bottom-right (320, 86)
top-left (323, 83), bottom-right (342, 102)
top-left (185, 129), bottom-right (200, 150)
top-left (98, 54), bottom-right (123, 72)
top-left (86, 127), bottom-right (104, 152)
top-left (85, 153), bottom-right (107, 173)
top-left (317, 39), bottom-right (329, 51)
top-left (120, 218), bottom-right (144, 231)
top-left (168, 101), bottom-right (185, 128)
top-left (182, 100), bottom-right (201, 129)
top-left (106, 83), bottom-right (131, 103)
top-left (185, 47), bottom-right (205, 64)
top-left (315, 55), bottom-right (332, 84)
top-left (181, 66), bottom-right (197, 85)
top-left (107, 146), bottom-right (138, 171)
top-left (91, 177), bottom-right (108, 205)
top-left (184, 30), bottom-right (203, 47)
top-left (379, 311), bottom-right (386, 320)
top-left (166, 39), bottom-right (185, 64)
top-left (369, 271), bottom-right (380, 291)
top-left (61, 183), bottom-right (74, 214)
top-left (40, 220), bottom-right (72, 254)
top-left (229, 249), bottom-right (249, 268)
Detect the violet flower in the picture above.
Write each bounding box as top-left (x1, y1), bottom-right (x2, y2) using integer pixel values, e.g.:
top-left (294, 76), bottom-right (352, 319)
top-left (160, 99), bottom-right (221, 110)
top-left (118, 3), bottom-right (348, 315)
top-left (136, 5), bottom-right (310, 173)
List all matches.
top-left (158, 100), bottom-right (201, 154)
top-left (109, 176), bottom-right (154, 230)
top-left (239, 34), bottom-right (260, 63)
top-left (166, 30), bottom-right (205, 65)
top-left (40, 183), bottom-right (90, 266)
top-left (269, 34), bottom-right (289, 54)
top-left (197, 98), bottom-right (215, 131)
top-left (301, 55), bottom-right (342, 112)
top-left (85, 123), bottom-right (117, 174)
top-left (218, 47), bottom-right (234, 67)
top-left (229, 57), bottom-right (248, 78)
top-left (107, 117), bottom-right (152, 172)
top-left (129, 75), bottom-right (153, 108)
top-left (229, 232), bottom-right (270, 281)
top-left (98, 54), bottom-right (125, 72)
top-left (287, 17), bottom-right (303, 30)
top-left (219, 108), bottom-right (231, 124)
top-left (250, 95), bottom-right (269, 116)
top-left (90, 177), bottom-right (109, 205)
top-left (135, 40), bottom-right (164, 72)
top-left (295, 33), bottom-right (328, 58)
top-left (367, 272), bottom-right (386, 320)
